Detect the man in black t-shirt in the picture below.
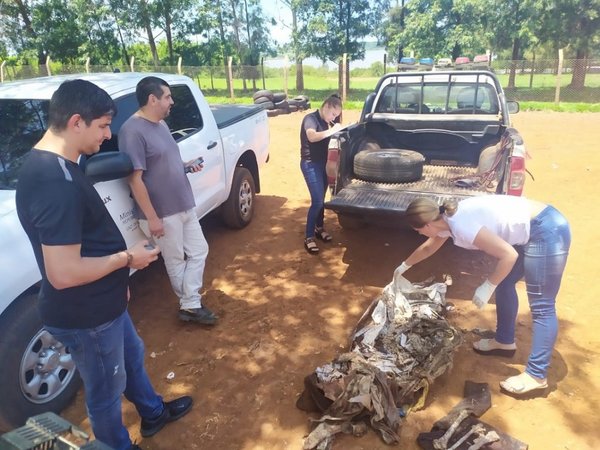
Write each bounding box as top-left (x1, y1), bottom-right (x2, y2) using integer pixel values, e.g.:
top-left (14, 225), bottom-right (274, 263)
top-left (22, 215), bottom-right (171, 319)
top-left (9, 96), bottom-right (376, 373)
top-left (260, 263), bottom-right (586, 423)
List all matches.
top-left (16, 79), bottom-right (193, 450)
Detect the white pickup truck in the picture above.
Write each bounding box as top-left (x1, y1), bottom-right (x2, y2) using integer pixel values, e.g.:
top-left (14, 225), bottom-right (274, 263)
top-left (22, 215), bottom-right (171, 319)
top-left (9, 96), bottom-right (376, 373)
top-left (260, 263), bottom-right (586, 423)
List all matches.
top-left (0, 72), bottom-right (269, 430)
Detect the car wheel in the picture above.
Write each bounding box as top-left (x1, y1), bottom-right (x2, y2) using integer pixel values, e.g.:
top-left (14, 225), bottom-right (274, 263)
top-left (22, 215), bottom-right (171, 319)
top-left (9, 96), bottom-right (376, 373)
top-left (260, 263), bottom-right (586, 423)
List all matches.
top-left (222, 167), bottom-right (256, 229)
top-left (354, 149), bottom-right (425, 183)
top-left (0, 294), bottom-right (81, 431)
top-left (337, 213), bottom-right (366, 230)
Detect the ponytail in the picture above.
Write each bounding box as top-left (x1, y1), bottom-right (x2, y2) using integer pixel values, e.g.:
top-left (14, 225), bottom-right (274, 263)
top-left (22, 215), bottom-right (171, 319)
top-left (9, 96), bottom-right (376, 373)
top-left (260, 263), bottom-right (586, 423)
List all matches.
top-left (406, 198), bottom-right (458, 228)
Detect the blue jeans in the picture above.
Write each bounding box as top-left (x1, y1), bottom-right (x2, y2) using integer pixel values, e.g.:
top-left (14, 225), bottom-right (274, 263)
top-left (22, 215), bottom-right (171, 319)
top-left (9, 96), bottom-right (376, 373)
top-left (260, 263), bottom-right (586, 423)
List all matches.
top-left (495, 206), bottom-right (571, 379)
top-left (46, 310), bottom-right (163, 450)
top-left (300, 159), bottom-right (327, 239)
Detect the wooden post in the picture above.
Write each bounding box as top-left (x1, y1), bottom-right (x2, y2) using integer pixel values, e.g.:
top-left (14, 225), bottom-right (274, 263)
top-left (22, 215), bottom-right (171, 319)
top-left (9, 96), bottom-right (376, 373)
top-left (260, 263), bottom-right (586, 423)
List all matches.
top-left (228, 56), bottom-right (234, 100)
top-left (85, 57), bottom-right (90, 73)
top-left (45, 55), bottom-right (52, 76)
top-left (0, 61), bottom-right (6, 83)
top-left (529, 52), bottom-right (535, 88)
top-left (554, 49), bottom-right (563, 105)
top-left (383, 53), bottom-right (387, 75)
top-left (261, 56), bottom-right (265, 90)
top-left (342, 53), bottom-right (347, 103)
top-left (283, 55), bottom-right (289, 97)
top-left (130, 56), bottom-right (135, 72)
top-left (177, 56), bottom-right (182, 75)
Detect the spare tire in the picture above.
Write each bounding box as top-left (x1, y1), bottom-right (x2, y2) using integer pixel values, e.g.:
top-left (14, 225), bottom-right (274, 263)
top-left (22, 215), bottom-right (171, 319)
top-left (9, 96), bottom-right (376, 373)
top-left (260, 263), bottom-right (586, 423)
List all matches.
top-left (354, 149), bottom-right (425, 183)
top-left (252, 89), bottom-right (274, 101)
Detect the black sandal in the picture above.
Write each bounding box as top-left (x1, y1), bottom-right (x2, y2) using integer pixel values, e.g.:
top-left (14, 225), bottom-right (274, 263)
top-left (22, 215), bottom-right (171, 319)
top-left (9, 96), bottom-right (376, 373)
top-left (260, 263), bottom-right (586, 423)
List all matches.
top-left (304, 237), bottom-right (319, 254)
top-left (314, 227), bottom-right (332, 242)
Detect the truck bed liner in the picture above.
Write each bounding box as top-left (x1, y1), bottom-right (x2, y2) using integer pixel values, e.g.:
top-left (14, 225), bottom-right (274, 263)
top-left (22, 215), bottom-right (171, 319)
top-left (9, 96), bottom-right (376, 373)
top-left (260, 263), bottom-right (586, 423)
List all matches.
top-left (326, 165), bottom-right (490, 214)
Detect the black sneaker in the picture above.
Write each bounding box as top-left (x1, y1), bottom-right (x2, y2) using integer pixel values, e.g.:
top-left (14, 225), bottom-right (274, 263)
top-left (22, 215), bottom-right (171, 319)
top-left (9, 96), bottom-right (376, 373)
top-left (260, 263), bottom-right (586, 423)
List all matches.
top-left (179, 307), bottom-right (218, 325)
top-left (140, 396), bottom-right (193, 437)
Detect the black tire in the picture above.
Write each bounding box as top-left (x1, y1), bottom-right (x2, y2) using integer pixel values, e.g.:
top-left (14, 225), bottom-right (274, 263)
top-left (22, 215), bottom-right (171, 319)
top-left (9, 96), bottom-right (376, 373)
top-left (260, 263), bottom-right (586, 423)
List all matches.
top-left (274, 100), bottom-right (289, 111)
top-left (272, 92), bottom-right (287, 103)
top-left (0, 294), bottom-right (81, 431)
top-left (253, 96), bottom-right (273, 105)
top-left (287, 99), bottom-right (300, 107)
top-left (252, 89), bottom-right (273, 101)
top-left (337, 213), bottom-right (366, 230)
top-left (293, 95), bottom-right (309, 102)
top-left (259, 101), bottom-right (275, 110)
top-left (354, 149), bottom-right (425, 183)
top-left (267, 109), bottom-right (281, 117)
top-left (222, 167), bottom-right (256, 228)
top-left (288, 104), bottom-right (298, 112)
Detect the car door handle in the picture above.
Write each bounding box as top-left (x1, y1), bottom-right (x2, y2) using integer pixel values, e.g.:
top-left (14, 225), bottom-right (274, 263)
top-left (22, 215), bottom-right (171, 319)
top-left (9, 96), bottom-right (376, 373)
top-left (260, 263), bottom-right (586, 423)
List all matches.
top-left (207, 141), bottom-right (217, 150)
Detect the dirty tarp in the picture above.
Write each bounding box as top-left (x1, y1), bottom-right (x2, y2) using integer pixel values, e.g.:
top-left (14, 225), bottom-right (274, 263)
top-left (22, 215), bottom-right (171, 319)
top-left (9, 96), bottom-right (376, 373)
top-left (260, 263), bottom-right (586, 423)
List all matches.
top-left (297, 276), bottom-right (463, 449)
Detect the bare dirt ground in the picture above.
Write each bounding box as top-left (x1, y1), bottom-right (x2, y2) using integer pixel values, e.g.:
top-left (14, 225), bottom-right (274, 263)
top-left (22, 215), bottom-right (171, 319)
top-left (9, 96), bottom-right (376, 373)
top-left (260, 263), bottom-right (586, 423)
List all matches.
top-left (64, 111), bottom-right (600, 450)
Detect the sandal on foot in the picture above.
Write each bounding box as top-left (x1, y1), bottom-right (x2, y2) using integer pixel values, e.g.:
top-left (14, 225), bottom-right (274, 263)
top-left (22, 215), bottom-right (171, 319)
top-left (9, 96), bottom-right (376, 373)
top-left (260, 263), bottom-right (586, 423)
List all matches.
top-left (304, 237), bottom-right (319, 254)
top-left (473, 338), bottom-right (516, 357)
top-left (314, 227), bottom-right (332, 242)
top-left (500, 372), bottom-right (548, 396)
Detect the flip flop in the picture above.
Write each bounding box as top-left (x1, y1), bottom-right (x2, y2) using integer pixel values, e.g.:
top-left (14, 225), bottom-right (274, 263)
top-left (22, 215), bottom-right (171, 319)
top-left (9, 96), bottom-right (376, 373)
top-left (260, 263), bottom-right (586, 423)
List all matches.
top-left (473, 338), bottom-right (516, 357)
top-left (304, 237), bottom-right (319, 254)
top-left (314, 227), bottom-right (333, 242)
top-left (500, 373), bottom-right (548, 397)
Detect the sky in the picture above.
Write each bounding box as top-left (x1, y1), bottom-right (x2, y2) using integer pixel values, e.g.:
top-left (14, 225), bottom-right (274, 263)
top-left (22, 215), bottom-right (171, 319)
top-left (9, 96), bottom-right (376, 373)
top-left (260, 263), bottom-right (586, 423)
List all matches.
top-left (262, 0), bottom-right (292, 45)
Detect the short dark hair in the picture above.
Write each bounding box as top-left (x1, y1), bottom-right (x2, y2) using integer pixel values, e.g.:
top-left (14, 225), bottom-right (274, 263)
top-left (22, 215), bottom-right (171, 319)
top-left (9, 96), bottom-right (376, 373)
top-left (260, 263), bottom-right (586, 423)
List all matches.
top-left (48, 79), bottom-right (116, 131)
top-left (136, 76), bottom-right (170, 107)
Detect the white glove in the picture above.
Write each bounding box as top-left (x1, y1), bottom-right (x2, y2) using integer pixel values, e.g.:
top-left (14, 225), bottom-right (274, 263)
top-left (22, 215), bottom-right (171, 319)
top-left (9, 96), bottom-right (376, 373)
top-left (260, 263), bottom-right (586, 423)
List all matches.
top-left (394, 261), bottom-right (412, 278)
top-left (473, 279), bottom-right (497, 309)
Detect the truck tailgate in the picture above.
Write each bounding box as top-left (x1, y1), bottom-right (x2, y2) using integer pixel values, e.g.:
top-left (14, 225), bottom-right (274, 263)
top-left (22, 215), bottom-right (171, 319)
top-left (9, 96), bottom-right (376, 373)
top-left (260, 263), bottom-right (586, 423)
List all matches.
top-left (325, 165), bottom-right (490, 215)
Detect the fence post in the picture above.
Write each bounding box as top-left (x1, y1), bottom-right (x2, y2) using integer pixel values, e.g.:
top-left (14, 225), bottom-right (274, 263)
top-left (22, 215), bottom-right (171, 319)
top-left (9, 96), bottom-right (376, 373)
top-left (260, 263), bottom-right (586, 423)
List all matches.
top-left (85, 57), bottom-right (90, 73)
top-left (383, 53), bottom-right (387, 75)
top-left (554, 49), bottom-right (563, 105)
top-left (130, 56), bottom-right (135, 72)
top-left (177, 56), bottom-right (182, 75)
top-left (45, 55), bottom-right (52, 76)
top-left (529, 53), bottom-right (535, 88)
top-left (261, 56), bottom-right (265, 90)
top-left (228, 56), bottom-right (234, 100)
top-left (0, 61), bottom-right (5, 83)
top-left (342, 53), bottom-right (347, 102)
top-left (283, 55), bottom-right (289, 97)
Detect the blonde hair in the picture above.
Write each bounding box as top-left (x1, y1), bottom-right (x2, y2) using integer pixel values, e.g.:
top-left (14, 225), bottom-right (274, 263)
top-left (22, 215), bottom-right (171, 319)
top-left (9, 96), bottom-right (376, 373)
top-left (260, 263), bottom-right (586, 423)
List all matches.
top-left (405, 198), bottom-right (458, 228)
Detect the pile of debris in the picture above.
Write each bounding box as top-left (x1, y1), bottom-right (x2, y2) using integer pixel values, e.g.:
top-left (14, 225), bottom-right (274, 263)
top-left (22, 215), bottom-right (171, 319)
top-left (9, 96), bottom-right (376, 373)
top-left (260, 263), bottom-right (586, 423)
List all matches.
top-left (252, 89), bottom-right (310, 117)
top-left (297, 275), bottom-right (463, 449)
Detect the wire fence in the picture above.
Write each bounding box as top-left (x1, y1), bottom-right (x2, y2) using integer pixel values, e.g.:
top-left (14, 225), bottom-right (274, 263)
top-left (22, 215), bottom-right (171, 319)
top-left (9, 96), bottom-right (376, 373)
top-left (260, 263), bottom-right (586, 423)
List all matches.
top-left (1, 58), bottom-right (599, 104)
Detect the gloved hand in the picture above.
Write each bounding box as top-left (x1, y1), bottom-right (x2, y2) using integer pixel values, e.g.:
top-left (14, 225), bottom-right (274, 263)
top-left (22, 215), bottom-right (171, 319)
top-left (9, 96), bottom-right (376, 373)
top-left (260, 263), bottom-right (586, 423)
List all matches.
top-left (473, 279), bottom-right (497, 309)
top-left (394, 261), bottom-right (412, 278)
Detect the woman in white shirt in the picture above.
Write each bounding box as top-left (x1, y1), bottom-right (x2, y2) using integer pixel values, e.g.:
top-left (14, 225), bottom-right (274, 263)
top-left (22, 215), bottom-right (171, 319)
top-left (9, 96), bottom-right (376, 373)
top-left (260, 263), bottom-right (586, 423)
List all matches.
top-left (395, 195), bottom-right (571, 396)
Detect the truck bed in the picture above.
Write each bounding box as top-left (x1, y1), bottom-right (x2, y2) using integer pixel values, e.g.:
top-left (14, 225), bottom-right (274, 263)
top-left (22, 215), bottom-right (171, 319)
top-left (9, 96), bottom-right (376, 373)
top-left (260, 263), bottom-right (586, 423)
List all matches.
top-left (326, 164), bottom-right (490, 215)
top-left (210, 104), bottom-right (265, 129)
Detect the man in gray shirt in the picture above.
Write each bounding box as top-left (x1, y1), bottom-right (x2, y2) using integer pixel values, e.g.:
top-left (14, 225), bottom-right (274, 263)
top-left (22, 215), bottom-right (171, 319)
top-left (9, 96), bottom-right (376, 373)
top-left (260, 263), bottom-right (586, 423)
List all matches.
top-left (120, 76), bottom-right (217, 325)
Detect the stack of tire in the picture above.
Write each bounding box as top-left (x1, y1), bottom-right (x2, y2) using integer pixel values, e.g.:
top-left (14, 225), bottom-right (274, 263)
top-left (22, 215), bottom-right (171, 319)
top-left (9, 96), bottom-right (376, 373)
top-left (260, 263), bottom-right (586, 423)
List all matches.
top-left (252, 90), bottom-right (311, 117)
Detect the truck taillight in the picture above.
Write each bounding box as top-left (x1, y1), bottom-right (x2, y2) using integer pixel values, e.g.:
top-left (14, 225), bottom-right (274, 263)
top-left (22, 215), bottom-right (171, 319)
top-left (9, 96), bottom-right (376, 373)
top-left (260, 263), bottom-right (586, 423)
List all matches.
top-left (326, 138), bottom-right (340, 188)
top-left (507, 155), bottom-right (525, 196)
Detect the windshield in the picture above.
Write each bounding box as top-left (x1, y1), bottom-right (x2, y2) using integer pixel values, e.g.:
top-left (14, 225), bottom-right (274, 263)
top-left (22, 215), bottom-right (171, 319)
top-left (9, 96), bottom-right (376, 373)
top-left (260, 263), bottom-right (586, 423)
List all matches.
top-left (0, 99), bottom-right (49, 190)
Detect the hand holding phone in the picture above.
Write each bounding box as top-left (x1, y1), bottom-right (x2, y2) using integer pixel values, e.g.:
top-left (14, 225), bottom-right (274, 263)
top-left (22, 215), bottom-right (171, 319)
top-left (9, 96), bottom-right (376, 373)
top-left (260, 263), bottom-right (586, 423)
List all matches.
top-left (185, 157), bottom-right (204, 173)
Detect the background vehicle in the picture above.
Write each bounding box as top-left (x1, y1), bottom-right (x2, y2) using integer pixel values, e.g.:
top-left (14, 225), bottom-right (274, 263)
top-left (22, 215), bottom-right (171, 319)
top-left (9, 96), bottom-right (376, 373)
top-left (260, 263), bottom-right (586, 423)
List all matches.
top-left (325, 70), bottom-right (526, 228)
top-left (0, 72), bottom-right (269, 430)
top-left (454, 56), bottom-right (472, 70)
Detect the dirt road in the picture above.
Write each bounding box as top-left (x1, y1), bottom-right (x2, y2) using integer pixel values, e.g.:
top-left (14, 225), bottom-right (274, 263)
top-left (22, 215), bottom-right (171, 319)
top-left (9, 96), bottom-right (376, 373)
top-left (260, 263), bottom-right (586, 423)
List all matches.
top-left (64, 111), bottom-right (600, 449)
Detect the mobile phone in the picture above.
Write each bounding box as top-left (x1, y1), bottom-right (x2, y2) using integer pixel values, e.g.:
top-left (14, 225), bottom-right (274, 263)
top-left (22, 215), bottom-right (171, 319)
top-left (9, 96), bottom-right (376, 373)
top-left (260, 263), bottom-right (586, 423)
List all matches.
top-left (185, 157), bottom-right (204, 173)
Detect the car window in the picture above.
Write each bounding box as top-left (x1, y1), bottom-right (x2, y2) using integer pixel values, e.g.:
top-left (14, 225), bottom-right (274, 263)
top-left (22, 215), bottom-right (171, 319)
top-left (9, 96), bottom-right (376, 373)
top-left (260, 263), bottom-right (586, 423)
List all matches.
top-left (164, 85), bottom-right (203, 142)
top-left (0, 99), bottom-right (49, 190)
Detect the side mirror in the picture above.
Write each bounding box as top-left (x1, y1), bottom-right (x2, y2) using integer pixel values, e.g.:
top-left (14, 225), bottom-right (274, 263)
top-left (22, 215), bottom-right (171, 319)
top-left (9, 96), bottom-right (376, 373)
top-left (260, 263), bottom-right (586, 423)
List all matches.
top-left (84, 152), bottom-right (133, 184)
top-left (506, 101), bottom-right (520, 114)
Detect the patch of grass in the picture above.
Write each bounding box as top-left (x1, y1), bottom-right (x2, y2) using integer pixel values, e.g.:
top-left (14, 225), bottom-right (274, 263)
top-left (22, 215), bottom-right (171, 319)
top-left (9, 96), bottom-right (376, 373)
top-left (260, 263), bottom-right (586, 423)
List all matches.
top-left (519, 102), bottom-right (600, 112)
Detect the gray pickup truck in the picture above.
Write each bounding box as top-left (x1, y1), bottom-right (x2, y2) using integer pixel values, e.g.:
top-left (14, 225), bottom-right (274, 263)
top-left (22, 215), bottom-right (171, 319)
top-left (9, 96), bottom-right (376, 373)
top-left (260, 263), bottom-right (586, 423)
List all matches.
top-left (325, 70), bottom-right (527, 228)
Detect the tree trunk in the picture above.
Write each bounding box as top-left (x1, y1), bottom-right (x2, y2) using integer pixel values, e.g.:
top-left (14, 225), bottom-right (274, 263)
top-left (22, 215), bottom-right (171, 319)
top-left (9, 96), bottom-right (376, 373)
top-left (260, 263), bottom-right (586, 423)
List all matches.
top-left (508, 38), bottom-right (520, 89)
top-left (216, 0), bottom-right (231, 92)
top-left (296, 59), bottom-right (304, 91)
top-left (140, 0), bottom-right (159, 66)
top-left (166, 11), bottom-right (174, 66)
top-left (569, 49), bottom-right (587, 88)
